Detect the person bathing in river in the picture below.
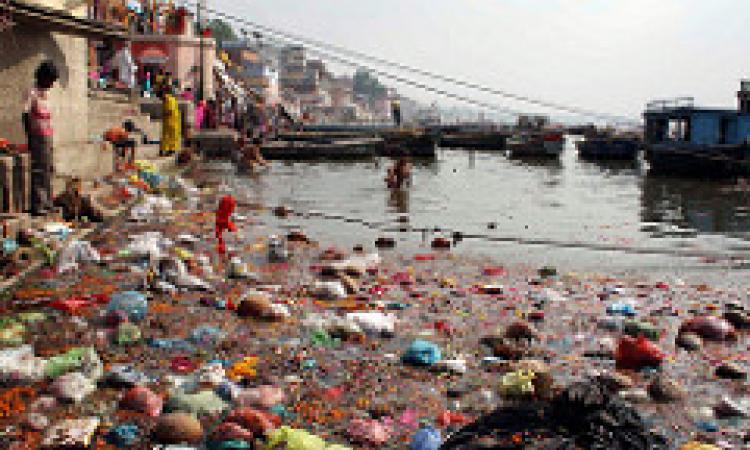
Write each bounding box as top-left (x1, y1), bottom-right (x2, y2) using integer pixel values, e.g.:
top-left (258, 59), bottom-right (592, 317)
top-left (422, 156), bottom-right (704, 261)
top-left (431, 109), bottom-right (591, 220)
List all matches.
top-left (385, 157), bottom-right (412, 189)
top-left (237, 131), bottom-right (267, 171)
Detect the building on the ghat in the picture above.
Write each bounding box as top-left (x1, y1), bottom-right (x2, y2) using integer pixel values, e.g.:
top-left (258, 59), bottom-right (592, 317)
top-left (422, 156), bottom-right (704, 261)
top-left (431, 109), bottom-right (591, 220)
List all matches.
top-left (0, 0), bottom-right (128, 180)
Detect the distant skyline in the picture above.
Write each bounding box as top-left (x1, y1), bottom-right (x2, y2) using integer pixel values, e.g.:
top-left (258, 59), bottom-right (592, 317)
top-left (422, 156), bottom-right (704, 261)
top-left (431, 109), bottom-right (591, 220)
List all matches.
top-left (210, 0), bottom-right (750, 124)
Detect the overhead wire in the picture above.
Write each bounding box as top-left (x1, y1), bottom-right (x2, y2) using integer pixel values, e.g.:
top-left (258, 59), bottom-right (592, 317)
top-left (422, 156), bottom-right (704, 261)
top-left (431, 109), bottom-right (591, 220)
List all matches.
top-left (184, 0), bottom-right (639, 124)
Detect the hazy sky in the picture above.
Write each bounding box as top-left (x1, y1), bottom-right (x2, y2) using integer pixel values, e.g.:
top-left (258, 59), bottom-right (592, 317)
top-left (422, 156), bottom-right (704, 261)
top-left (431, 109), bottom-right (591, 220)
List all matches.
top-left (212, 0), bottom-right (750, 123)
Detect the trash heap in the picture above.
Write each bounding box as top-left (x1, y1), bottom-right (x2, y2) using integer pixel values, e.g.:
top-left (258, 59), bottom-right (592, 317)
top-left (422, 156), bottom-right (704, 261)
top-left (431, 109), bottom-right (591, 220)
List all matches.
top-left (0, 163), bottom-right (747, 449)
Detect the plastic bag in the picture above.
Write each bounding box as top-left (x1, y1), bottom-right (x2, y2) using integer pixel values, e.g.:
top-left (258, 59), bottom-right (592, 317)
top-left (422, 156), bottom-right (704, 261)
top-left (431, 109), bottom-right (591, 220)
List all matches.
top-left (410, 426), bottom-right (442, 450)
top-left (0, 345), bottom-right (46, 384)
top-left (45, 347), bottom-right (103, 380)
top-left (57, 240), bottom-right (101, 273)
top-left (265, 426), bottom-right (353, 450)
top-left (347, 418), bottom-right (392, 446)
top-left (42, 417), bottom-right (100, 448)
top-left (108, 291), bottom-right (148, 323)
top-left (50, 372), bottom-right (96, 403)
top-left (615, 336), bottom-right (665, 370)
top-left (402, 340), bottom-right (442, 367)
top-left (310, 281), bottom-right (347, 300)
top-left (499, 369), bottom-right (536, 398)
top-left (345, 311), bottom-right (396, 335)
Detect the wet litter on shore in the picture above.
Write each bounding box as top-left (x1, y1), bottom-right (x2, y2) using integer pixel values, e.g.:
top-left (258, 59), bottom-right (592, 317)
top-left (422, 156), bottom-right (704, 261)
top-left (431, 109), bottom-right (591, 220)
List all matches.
top-left (0, 162), bottom-right (747, 449)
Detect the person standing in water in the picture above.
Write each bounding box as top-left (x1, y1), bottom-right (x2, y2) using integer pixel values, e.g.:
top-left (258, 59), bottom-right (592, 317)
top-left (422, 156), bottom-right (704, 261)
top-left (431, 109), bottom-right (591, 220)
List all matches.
top-left (23, 60), bottom-right (59, 215)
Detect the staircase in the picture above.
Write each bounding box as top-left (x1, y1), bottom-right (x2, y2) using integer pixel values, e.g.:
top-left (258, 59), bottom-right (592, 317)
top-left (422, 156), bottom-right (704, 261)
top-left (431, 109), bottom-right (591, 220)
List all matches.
top-left (52, 89), bottom-right (163, 192)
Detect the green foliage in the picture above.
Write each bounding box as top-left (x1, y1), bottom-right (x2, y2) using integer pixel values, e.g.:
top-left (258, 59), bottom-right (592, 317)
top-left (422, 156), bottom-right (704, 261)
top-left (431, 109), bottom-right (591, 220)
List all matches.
top-left (353, 68), bottom-right (387, 99)
top-left (208, 19), bottom-right (238, 48)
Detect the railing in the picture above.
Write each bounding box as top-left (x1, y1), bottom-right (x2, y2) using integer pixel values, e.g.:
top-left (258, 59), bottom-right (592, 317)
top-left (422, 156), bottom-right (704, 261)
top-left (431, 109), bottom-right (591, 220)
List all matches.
top-left (646, 97), bottom-right (695, 112)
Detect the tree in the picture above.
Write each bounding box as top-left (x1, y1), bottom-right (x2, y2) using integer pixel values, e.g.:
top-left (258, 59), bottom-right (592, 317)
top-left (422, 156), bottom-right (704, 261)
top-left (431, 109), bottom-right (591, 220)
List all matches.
top-left (207, 19), bottom-right (237, 48)
top-left (353, 69), bottom-right (387, 99)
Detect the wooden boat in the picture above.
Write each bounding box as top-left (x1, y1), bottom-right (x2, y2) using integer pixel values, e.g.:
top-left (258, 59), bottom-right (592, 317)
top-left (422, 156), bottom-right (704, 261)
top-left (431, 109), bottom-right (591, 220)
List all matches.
top-left (379, 131), bottom-right (436, 158)
top-left (439, 131), bottom-right (509, 150)
top-left (577, 134), bottom-right (641, 160)
top-left (507, 131), bottom-right (565, 158)
top-left (260, 138), bottom-right (382, 160)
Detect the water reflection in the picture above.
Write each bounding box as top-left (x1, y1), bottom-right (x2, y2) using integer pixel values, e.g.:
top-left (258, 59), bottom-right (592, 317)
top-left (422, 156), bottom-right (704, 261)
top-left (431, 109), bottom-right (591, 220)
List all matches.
top-left (641, 176), bottom-right (750, 236)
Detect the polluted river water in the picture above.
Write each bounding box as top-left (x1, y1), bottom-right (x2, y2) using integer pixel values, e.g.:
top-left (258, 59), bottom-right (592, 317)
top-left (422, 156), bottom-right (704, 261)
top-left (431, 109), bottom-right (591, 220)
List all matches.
top-left (215, 141), bottom-right (750, 285)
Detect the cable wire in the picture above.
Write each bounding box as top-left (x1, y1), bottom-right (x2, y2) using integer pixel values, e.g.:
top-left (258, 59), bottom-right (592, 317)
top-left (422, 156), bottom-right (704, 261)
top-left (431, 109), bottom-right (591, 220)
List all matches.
top-left (184, 0), bottom-right (639, 124)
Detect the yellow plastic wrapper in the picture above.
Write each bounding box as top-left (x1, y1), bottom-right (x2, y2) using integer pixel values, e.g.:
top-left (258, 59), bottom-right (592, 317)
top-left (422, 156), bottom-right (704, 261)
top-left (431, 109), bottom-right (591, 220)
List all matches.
top-left (265, 426), bottom-right (352, 450)
top-left (226, 356), bottom-right (259, 381)
top-left (679, 443), bottom-right (721, 450)
top-left (499, 369), bottom-right (536, 398)
top-left (174, 247), bottom-right (194, 260)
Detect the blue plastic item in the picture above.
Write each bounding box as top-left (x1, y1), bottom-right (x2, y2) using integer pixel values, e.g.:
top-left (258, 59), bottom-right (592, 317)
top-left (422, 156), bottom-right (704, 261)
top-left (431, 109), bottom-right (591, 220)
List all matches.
top-left (106, 424), bottom-right (140, 448)
top-left (2, 239), bottom-right (18, 255)
top-left (411, 426), bottom-right (442, 450)
top-left (606, 302), bottom-right (637, 317)
top-left (190, 325), bottom-right (225, 346)
top-left (148, 338), bottom-right (195, 352)
top-left (696, 420), bottom-right (718, 433)
top-left (107, 291), bottom-right (148, 323)
top-left (402, 340), bottom-right (442, 366)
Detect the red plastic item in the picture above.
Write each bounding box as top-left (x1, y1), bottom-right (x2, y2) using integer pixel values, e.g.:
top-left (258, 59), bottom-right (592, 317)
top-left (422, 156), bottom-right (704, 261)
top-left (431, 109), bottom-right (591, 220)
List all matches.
top-left (483, 266), bottom-right (506, 276)
top-left (437, 410), bottom-right (471, 428)
top-left (615, 336), bottom-right (665, 370)
top-left (171, 356), bottom-right (196, 374)
top-left (50, 297), bottom-right (93, 315)
top-left (414, 253), bottom-right (436, 261)
top-left (224, 408), bottom-right (280, 435)
top-left (434, 320), bottom-right (454, 335)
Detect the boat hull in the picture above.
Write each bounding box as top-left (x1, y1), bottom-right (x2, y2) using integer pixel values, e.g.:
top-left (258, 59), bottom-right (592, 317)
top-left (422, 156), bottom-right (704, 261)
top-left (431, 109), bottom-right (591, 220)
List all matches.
top-left (646, 143), bottom-right (750, 178)
top-left (577, 138), bottom-right (640, 160)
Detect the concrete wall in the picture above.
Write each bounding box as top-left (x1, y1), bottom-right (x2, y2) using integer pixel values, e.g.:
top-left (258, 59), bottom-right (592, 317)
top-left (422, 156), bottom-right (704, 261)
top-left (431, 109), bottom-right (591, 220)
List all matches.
top-left (0, 26), bottom-right (90, 173)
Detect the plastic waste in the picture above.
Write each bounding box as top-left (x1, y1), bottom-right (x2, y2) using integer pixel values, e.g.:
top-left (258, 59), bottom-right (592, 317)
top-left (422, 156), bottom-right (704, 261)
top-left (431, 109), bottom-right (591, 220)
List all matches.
top-left (50, 372), bottom-right (96, 403)
top-left (433, 358), bottom-right (468, 374)
top-left (235, 385), bottom-right (285, 409)
top-left (105, 364), bottom-right (149, 387)
top-left (121, 386), bottom-right (164, 417)
top-left (345, 311), bottom-right (396, 335)
top-left (57, 240), bottom-right (101, 273)
top-left (499, 369), bottom-right (536, 398)
top-left (615, 336), bottom-right (665, 370)
top-left (310, 281), bottom-right (347, 300)
top-left (42, 417), bottom-right (100, 448)
top-left (606, 302), bottom-right (637, 317)
top-left (116, 322), bottom-right (142, 345)
top-left (266, 426), bottom-right (353, 450)
top-left (44, 347), bottom-right (103, 380)
top-left (0, 345), bottom-right (46, 384)
top-left (268, 235), bottom-right (289, 262)
top-left (0, 322), bottom-right (25, 346)
top-left (106, 424), bottom-right (140, 448)
top-left (347, 418), bottom-right (392, 445)
top-left (402, 340), bottom-right (442, 366)
top-left (165, 390), bottom-right (229, 416)
top-left (411, 426), bottom-right (442, 450)
top-left (108, 291), bottom-right (148, 323)
top-left (224, 407), bottom-right (280, 435)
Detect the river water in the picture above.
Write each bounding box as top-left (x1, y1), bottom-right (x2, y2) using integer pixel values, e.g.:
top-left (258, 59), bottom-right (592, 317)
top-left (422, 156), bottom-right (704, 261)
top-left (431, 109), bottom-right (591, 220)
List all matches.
top-left (212, 139), bottom-right (750, 283)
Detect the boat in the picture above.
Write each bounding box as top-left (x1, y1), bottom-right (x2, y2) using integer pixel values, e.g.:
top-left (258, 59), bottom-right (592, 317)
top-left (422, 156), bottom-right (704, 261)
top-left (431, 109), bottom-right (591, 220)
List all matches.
top-left (260, 138), bottom-right (381, 160)
top-left (379, 130), bottom-right (436, 158)
top-left (576, 132), bottom-right (641, 160)
top-left (439, 131), bottom-right (509, 150)
top-left (506, 131), bottom-right (565, 158)
top-left (643, 85), bottom-right (750, 177)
